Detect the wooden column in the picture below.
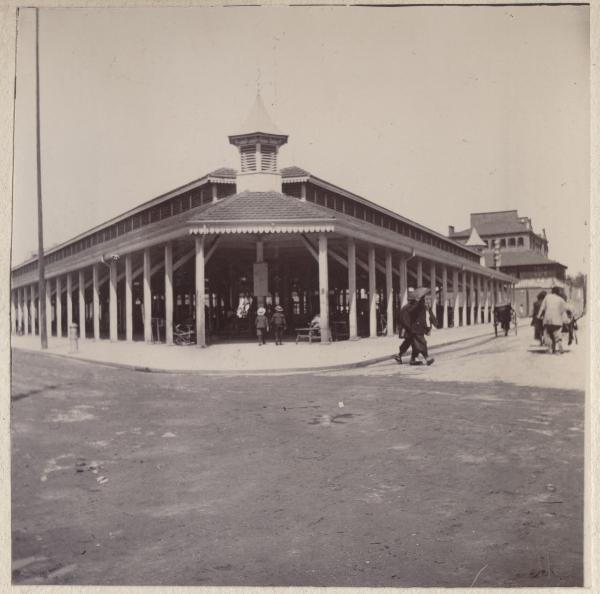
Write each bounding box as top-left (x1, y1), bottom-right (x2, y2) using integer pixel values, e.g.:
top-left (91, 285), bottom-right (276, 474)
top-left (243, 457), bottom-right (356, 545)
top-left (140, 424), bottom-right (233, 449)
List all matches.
top-left (452, 269), bottom-right (460, 327)
top-left (45, 279), bottom-right (52, 339)
top-left (16, 288), bottom-right (22, 334)
top-left (461, 271), bottom-right (467, 326)
top-left (399, 255), bottom-right (408, 306)
top-left (476, 275), bottom-right (482, 323)
top-left (484, 278), bottom-right (490, 323)
top-left (92, 265), bottom-right (100, 340)
top-left (165, 242), bottom-right (174, 345)
top-left (78, 270), bottom-right (86, 339)
top-left (385, 249), bottom-right (394, 336)
top-left (125, 254), bottom-right (133, 342)
top-left (430, 261), bottom-right (437, 310)
top-left (31, 284), bottom-right (38, 334)
top-left (318, 233), bottom-right (330, 342)
top-left (23, 286), bottom-right (30, 335)
top-left (66, 272), bottom-right (73, 331)
top-left (109, 260), bottom-right (118, 341)
top-left (471, 273), bottom-right (477, 325)
top-left (56, 276), bottom-right (62, 337)
top-left (143, 248), bottom-right (152, 343)
top-left (195, 236), bottom-right (206, 347)
top-left (347, 239), bottom-right (358, 340)
top-left (442, 265), bottom-right (448, 329)
top-left (416, 259), bottom-right (423, 287)
top-left (368, 245), bottom-right (377, 337)
top-left (11, 290), bottom-right (17, 334)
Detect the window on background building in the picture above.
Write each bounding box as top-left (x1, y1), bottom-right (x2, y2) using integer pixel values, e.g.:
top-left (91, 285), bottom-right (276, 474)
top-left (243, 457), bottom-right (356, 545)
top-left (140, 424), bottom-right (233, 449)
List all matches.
top-left (500, 238), bottom-right (506, 247)
top-left (517, 237), bottom-right (524, 247)
top-left (508, 238), bottom-right (516, 247)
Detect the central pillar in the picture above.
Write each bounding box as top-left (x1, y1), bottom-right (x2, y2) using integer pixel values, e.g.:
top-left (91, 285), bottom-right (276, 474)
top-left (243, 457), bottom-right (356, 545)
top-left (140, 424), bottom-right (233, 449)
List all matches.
top-left (109, 260), bottom-right (118, 341)
top-left (318, 233), bottom-right (331, 342)
top-left (165, 242), bottom-right (174, 345)
top-left (484, 277), bottom-right (490, 323)
top-left (416, 259), bottom-right (423, 287)
top-left (56, 276), bottom-right (62, 337)
top-left (125, 254), bottom-right (133, 342)
top-left (195, 236), bottom-right (206, 347)
top-left (442, 265), bottom-right (448, 328)
top-left (347, 238), bottom-right (358, 340)
top-left (254, 237), bottom-right (268, 308)
top-left (143, 248), bottom-right (152, 343)
top-left (92, 265), bottom-right (100, 340)
top-left (368, 245), bottom-right (377, 338)
top-left (385, 249), bottom-right (394, 336)
top-left (78, 270), bottom-right (86, 340)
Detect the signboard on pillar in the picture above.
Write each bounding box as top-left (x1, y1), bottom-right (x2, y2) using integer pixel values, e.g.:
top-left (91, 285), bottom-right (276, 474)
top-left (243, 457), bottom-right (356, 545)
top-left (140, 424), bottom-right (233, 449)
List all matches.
top-left (253, 262), bottom-right (269, 300)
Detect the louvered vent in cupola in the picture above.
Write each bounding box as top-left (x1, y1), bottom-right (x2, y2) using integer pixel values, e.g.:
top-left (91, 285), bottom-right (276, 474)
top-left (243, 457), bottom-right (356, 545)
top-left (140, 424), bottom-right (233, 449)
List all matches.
top-left (241, 146), bottom-right (257, 172)
top-left (261, 145), bottom-right (277, 173)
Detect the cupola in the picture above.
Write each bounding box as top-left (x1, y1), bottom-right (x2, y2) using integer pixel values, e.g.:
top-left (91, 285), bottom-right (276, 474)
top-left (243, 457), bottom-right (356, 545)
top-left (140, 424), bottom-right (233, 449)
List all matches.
top-left (228, 94), bottom-right (288, 192)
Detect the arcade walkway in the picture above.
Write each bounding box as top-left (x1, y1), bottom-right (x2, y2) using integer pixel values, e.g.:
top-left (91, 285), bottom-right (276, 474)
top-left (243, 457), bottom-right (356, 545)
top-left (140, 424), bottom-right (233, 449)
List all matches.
top-left (10, 320), bottom-right (519, 374)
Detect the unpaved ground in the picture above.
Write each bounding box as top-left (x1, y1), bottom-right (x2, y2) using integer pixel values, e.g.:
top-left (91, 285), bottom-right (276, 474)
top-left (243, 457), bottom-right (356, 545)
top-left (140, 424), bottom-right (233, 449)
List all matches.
top-left (11, 334), bottom-right (584, 587)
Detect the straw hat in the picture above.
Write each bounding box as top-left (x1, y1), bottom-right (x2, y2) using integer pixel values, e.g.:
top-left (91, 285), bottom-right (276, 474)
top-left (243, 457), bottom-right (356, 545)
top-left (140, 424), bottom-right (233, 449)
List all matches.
top-left (275, 305), bottom-right (284, 312)
top-left (257, 307), bottom-right (266, 315)
top-left (412, 287), bottom-right (430, 301)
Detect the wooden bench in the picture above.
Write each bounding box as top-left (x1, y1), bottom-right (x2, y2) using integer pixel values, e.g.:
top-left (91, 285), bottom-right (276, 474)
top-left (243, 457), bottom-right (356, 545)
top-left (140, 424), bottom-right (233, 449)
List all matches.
top-left (295, 327), bottom-right (321, 343)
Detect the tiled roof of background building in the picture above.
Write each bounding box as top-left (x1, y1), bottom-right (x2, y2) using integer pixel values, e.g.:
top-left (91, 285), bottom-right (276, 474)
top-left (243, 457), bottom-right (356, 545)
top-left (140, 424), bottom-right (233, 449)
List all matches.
top-left (451, 220), bottom-right (530, 238)
top-left (483, 250), bottom-right (566, 268)
top-left (281, 166), bottom-right (311, 178)
top-left (193, 191), bottom-right (334, 221)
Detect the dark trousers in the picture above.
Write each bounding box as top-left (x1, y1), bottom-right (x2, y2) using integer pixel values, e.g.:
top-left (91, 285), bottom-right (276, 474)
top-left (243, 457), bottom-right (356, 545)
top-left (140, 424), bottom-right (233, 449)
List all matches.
top-left (274, 326), bottom-right (284, 344)
top-left (257, 329), bottom-right (266, 344)
top-left (412, 334), bottom-right (429, 358)
top-left (398, 333), bottom-right (414, 358)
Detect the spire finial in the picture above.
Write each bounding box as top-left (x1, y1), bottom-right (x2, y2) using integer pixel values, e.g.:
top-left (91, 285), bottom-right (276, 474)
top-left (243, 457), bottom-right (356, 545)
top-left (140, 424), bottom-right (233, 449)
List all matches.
top-left (257, 66), bottom-right (262, 96)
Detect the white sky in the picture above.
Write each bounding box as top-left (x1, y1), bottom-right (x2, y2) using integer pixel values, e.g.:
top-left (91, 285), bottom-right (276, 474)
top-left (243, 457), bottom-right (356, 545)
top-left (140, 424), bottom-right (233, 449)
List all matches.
top-left (12, 5), bottom-right (590, 274)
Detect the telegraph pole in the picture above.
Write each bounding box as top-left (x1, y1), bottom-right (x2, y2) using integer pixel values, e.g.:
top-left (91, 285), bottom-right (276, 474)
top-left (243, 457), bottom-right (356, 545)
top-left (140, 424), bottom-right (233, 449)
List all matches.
top-left (36, 8), bottom-right (48, 349)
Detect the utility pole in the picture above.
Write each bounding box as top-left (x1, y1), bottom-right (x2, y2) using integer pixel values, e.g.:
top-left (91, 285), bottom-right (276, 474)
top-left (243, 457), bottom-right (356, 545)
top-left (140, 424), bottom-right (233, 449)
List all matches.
top-left (36, 8), bottom-right (48, 349)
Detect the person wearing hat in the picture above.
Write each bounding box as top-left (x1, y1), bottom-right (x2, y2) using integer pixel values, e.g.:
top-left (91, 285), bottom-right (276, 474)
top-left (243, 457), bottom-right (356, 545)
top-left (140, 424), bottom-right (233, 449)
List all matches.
top-left (407, 287), bottom-right (435, 365)
top-left (255, 306), bottom-right (269, 346)
top-left (394, 290), bottom-right (418, 364)
top-left (270, 305), bottom-right (287, 346)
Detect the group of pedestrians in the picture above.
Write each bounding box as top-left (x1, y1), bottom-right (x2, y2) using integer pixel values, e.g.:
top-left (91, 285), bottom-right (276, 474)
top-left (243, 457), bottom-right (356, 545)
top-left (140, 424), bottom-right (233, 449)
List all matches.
top-left (255, 305), bottom-right (287, 346)
top-left (393, 287), bottom-right (436, 366)
top-left (531, 286), bottom-right (578, 354)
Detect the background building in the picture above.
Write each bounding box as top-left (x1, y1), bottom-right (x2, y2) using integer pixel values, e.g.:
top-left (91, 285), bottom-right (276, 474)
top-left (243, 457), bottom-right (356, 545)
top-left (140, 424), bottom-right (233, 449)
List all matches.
top-left (448, 210), bottom-right (573, 316)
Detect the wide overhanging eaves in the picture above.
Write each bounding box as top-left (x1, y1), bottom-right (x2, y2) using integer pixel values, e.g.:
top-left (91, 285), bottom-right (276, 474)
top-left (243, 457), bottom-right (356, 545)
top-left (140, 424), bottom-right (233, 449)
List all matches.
top-left (189, 218), bottom-right (335, 235)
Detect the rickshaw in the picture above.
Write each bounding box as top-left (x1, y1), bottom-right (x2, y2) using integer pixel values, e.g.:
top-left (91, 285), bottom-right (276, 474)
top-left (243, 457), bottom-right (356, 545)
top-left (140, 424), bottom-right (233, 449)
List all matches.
top-left (493, 302), bottom-right (517, 337)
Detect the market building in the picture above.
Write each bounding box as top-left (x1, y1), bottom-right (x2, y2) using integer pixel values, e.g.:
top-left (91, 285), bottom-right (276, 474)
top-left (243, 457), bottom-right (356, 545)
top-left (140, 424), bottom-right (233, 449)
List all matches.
top-left (11, 96), bottom-right (516, 346)
top-left (448, 210), bottom-right (568, 316)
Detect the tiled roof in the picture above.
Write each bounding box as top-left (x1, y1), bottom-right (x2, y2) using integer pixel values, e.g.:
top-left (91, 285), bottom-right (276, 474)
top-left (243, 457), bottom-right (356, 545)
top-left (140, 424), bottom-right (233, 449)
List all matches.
top-left (483, 250), bottom-right (566, 268)
top-left (192, 191), bottom-right (334, 222)
top-left (209, 167), bottom-right (236, 178)
top-left (281, 166), bottom-right (310, 178)
top-left (451, 221), bottom-right (530, 237)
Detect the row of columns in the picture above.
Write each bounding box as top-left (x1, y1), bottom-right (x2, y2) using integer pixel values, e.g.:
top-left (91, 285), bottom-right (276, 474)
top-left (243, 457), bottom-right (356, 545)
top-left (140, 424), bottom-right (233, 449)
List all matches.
top-left (314, 235), bottom-right (514, 342)
top-left (12, 234), bottom-right (516, 347)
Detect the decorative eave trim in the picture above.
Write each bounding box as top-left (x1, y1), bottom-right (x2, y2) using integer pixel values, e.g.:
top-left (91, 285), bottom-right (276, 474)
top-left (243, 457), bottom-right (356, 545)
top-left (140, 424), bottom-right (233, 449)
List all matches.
top-left (282, 176), bottom-right (310, 184)
top-left (190, 220), bottom-right (335, 235)
top-left (208, 176), bottom-right (236, 184)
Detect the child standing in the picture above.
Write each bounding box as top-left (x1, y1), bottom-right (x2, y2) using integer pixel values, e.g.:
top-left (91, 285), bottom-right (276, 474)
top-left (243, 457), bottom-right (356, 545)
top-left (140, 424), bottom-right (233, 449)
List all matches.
top-left (270, 305), bottom-right (287, 345)
top-left (255, 307), bottom-right (269, 346)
